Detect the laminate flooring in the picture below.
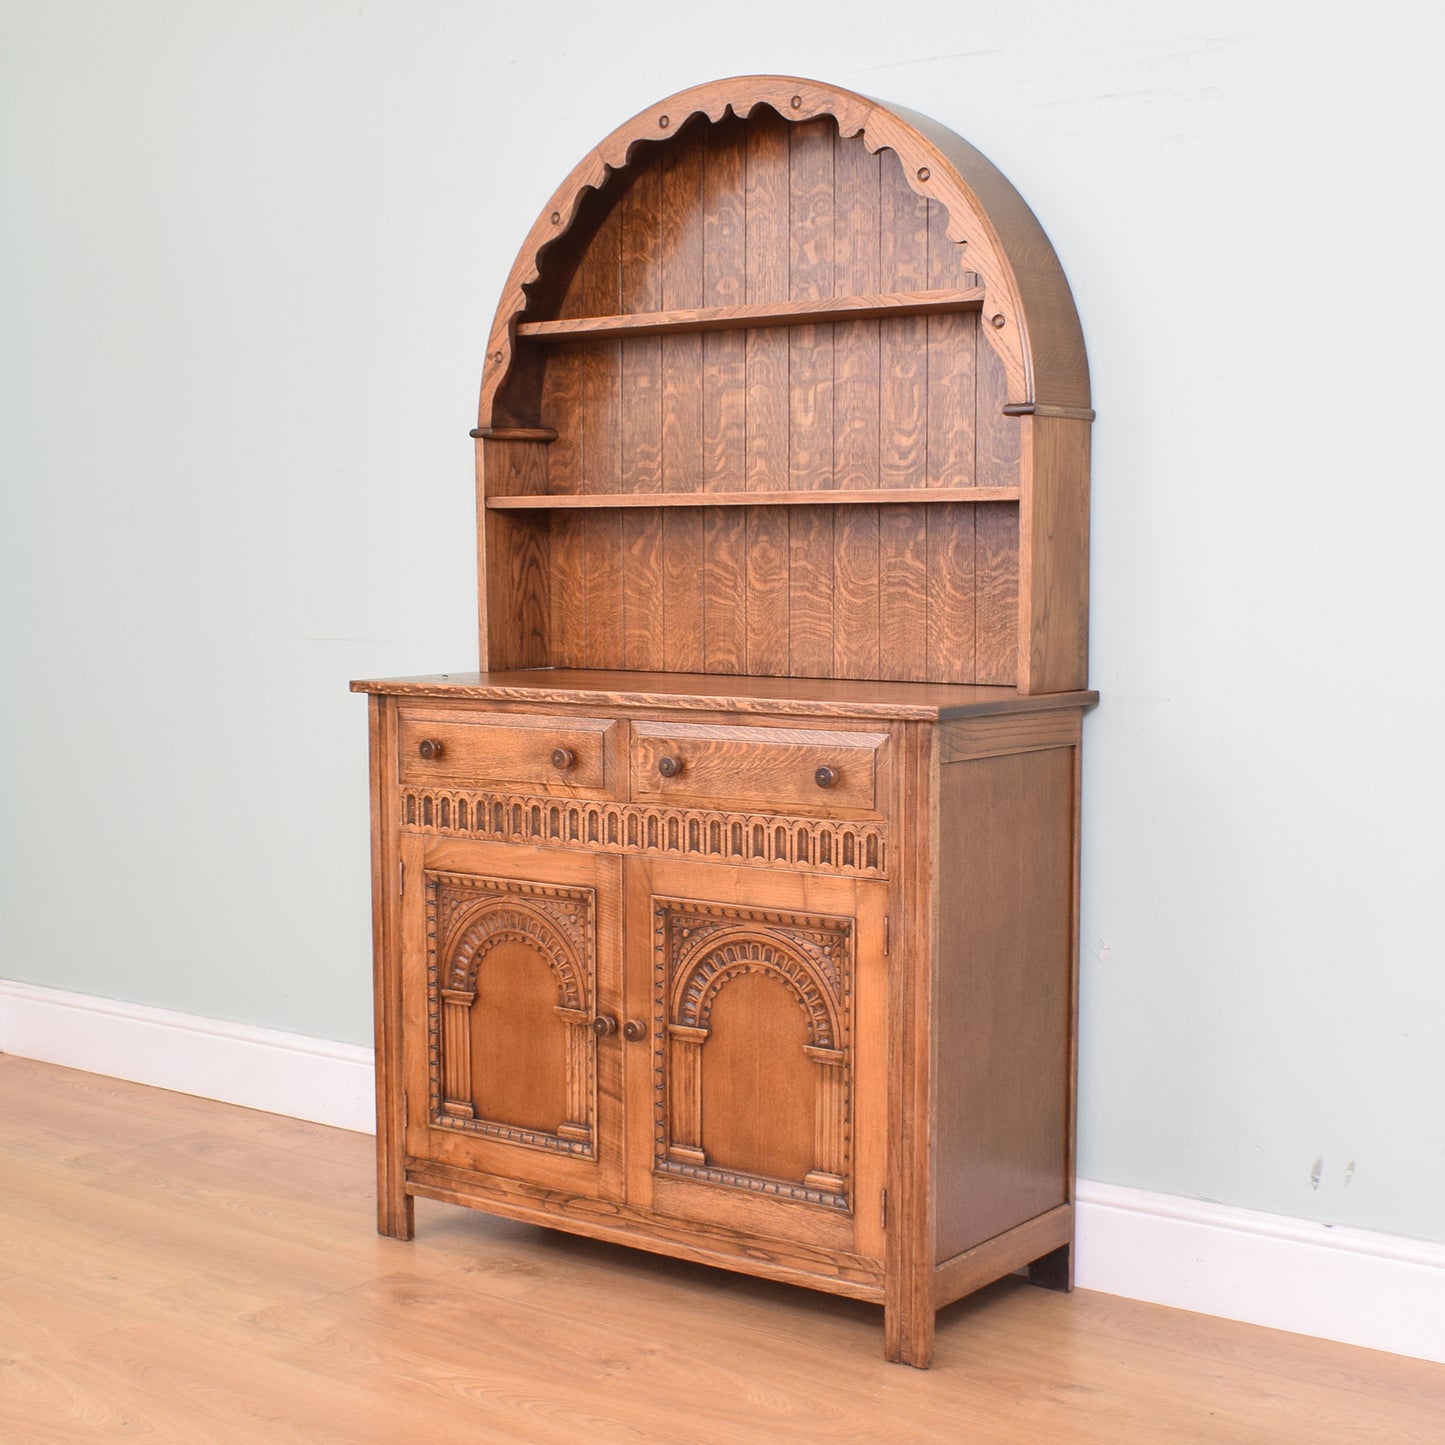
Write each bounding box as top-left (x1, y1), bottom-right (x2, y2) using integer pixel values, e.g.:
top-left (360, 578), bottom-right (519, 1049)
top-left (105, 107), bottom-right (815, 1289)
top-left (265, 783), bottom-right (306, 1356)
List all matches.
top-left (1, 1055), bottom-right (1441, 1443)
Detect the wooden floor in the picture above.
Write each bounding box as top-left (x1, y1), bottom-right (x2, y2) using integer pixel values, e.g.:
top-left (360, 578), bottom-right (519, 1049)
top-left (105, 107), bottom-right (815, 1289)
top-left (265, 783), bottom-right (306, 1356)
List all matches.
top-left (1, 1057), bottom-right (1441, 1443)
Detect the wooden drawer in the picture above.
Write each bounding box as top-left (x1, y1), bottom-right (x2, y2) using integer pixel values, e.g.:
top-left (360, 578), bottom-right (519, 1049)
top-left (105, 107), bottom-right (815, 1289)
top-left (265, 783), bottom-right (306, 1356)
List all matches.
top-left (398, 708), bottom-right (618, 795)
top-left (631, 721), bottom-right (887, 814)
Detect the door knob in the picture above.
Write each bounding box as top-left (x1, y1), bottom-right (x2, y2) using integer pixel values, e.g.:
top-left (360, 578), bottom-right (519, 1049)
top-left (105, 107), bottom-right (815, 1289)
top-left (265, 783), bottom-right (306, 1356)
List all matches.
top-left (815, 765), bottom-right (839, 789)
top-left (591, 1015), bottom-right (618, 1037)
top-left (418, 739), bottom-right (445, 760)
top-left (551, 747), bottom-right (576, 771)
top-left (622, 1020), bottom-right (647, 1042)
top-left (657, 755), bottom-right (683, 778)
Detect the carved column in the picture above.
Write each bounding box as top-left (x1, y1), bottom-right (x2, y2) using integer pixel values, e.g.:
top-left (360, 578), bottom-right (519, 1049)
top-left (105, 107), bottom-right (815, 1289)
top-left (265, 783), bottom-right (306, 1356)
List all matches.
top-left (557, 1007), bottom-right (594, 1144)
top-left (804, 1043), bottom-right (847, 1193)
top-left (440, 987), bottom-right (477, 1118)
top-left (665, 1023), bottom-right (709, 1165)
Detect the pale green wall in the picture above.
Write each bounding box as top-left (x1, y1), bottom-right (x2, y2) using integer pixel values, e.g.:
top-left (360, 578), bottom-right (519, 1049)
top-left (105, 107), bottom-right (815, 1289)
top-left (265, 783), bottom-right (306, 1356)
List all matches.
top-left (3, 1), bottom-right (1441, 1243)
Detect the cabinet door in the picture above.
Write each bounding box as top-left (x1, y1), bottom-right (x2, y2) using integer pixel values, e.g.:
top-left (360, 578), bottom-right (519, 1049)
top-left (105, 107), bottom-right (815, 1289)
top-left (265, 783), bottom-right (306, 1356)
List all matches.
top-left (401, 836), bottom-right (623, 1200)
top-left (623, 858), bottom-right (887, 1264)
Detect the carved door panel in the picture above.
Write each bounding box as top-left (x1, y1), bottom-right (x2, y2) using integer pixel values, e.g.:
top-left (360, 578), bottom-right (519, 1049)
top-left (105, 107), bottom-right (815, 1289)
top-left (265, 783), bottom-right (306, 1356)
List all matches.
top-left (623, 859), bottom-right (887, 1263)
top-left (401, 836), bottom-right (624, 1199)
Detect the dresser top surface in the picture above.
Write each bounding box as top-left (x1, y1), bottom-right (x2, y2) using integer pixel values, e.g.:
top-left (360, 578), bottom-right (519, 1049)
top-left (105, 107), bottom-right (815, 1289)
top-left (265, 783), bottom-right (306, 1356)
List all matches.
top-left (350, 669), bottom-right (1098, 721)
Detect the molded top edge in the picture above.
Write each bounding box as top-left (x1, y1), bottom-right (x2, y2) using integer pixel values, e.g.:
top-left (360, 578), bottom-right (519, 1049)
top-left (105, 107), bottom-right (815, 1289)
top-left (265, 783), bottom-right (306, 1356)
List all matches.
top-left (351, 670), bottom-right (1099, 721)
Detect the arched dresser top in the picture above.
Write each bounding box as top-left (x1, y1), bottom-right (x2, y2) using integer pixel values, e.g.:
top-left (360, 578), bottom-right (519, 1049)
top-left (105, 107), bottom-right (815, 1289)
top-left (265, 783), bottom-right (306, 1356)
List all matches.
top-left (477, 74), bottom-right (1089, 430)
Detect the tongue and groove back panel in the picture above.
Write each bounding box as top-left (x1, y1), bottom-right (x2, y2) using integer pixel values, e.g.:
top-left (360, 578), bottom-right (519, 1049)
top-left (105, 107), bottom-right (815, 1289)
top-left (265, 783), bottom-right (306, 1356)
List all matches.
top-left (477, 84), bottom-right (1090, 692)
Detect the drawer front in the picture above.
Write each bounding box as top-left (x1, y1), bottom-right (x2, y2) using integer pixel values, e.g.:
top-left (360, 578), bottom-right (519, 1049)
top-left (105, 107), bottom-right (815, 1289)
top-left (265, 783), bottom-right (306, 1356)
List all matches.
top-left (631, 722), bottom-right (887, 814)
top-left (398, 709), bottom-right (617, 794)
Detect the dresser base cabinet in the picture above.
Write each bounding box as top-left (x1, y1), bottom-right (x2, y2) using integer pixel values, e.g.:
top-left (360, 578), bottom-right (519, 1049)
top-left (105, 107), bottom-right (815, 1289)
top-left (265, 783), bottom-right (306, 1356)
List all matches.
top-left (357, 677), bottom-right (1092, 1366)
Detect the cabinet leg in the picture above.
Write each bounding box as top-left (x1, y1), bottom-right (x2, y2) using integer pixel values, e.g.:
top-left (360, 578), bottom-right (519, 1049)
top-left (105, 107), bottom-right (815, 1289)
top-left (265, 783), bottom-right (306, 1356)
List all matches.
top-left (884, 1294), bottom-right (935, 1368)
top-left (379, 1185), bottom-right (415, 1241)
top-left (1027, 1241), bottom-right (1072, 1292)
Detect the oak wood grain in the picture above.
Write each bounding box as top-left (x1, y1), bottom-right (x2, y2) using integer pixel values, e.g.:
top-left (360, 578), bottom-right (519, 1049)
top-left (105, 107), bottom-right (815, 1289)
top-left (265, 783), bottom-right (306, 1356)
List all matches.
top-left (743, 110), bottom-right (791, 674)
top-left (660, 137), bottom-right (706, 673)
top-left (701, 118), bottom-right (749, 673)
top-left (974, 329), bottom-right (1021, 684)
top-left (786, 117), bottom-right (837, 676)
top-left (580, 206), bottom-right (624, 667)
top-left (926, 198), bottom-right (978, 683)
top-left (619, 161), bottom-right (666, 675)
top-left (831, 129), bottom-right (882, 679)
top-left (479, 442), bottom-right (550, 671)
top-left (1018, 412), bottom-right (1091, 693)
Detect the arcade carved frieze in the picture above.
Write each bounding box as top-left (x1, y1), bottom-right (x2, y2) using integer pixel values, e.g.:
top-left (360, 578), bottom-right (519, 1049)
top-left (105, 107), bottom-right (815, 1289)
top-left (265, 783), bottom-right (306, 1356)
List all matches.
top-left (401, 787), bottom-right (888, 878)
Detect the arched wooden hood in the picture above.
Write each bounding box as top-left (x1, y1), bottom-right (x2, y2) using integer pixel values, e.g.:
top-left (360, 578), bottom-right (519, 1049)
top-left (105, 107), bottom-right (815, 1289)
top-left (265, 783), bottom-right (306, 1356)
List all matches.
top-left (477, 74), bottom-right (1090, 432)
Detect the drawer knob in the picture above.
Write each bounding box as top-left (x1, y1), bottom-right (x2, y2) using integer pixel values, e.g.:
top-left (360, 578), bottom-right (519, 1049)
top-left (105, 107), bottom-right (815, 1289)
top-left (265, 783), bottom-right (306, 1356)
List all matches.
top-left (418, 739), bottom-right (445, 761)
top-left (815, 765), bottom-right (840, 789)
top-left (622, 1020), bottom-right (647, 1043)
top-left (551, 747), bottom-right (576, 771)
top-left (656, 755), bottom-right (684, 778)
top-left (591, 1015), bottom-right (618, 1038)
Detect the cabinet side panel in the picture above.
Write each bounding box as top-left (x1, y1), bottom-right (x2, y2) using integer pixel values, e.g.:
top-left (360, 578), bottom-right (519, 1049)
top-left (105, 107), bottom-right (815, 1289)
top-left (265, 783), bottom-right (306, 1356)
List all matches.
top-left (1018, 414), bottom-right (1091, 694)
top-left (934, 745), bottom-right (1074, 1262)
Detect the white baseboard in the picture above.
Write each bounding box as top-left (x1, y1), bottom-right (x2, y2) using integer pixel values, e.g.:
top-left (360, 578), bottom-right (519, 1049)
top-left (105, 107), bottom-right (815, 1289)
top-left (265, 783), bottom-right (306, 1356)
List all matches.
top-left (0, 979), bottom-right (374, 1133)
top-left (1074, 1181), bottom-right (1445, 1363)
top-left (2, 980), bottom-right (1441, 1363)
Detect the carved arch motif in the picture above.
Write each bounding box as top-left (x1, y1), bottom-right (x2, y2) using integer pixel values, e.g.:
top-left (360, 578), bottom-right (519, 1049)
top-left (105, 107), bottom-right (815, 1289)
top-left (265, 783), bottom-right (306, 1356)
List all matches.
top-left (478, 74), bottom-right (1090, 429)
top-left (443, 895), bottom-right (586, 1011)
top-left (670, 930), bottom-right (840, 1050)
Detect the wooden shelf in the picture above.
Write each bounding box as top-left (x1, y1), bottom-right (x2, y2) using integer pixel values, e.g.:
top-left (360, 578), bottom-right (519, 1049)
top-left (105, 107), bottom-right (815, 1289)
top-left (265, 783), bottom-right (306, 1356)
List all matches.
top-left (470, 426), bottom-right (559, 442)
top-left (514, 287), bottom-right (985, 342)
top-left (486, 487), bottom-right (1020, 511)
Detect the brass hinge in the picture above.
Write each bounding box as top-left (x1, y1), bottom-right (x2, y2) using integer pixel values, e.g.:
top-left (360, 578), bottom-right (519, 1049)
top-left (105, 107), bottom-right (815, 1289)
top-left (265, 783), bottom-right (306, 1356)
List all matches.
top-left (880, 1188), bottom-right (888, 1230)
top-left (884, 916), bottom-right (891, 956)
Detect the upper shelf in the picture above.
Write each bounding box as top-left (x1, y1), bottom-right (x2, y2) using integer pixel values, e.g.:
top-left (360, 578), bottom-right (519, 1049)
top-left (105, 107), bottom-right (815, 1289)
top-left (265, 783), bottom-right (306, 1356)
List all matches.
top-left (514, 287), bottom-right (985, 343)
top-left (486, 486), bottom-right (1019, 510)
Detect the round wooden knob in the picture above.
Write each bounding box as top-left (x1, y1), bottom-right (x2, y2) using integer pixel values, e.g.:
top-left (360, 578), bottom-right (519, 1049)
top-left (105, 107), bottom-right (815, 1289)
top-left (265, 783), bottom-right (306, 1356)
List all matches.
top-left (418, 739), bottom-right (445, 761)
top-left (622, 1020), bottom-right (647, 1043)
top-left (657, 755), bottom-right (683, 778)
top-left (815, 765), bottom-right (840, 789)
top-left (551, 747), bottom-right (575, 771)
top-left (591, 1015), bottom-right (618, 1038)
